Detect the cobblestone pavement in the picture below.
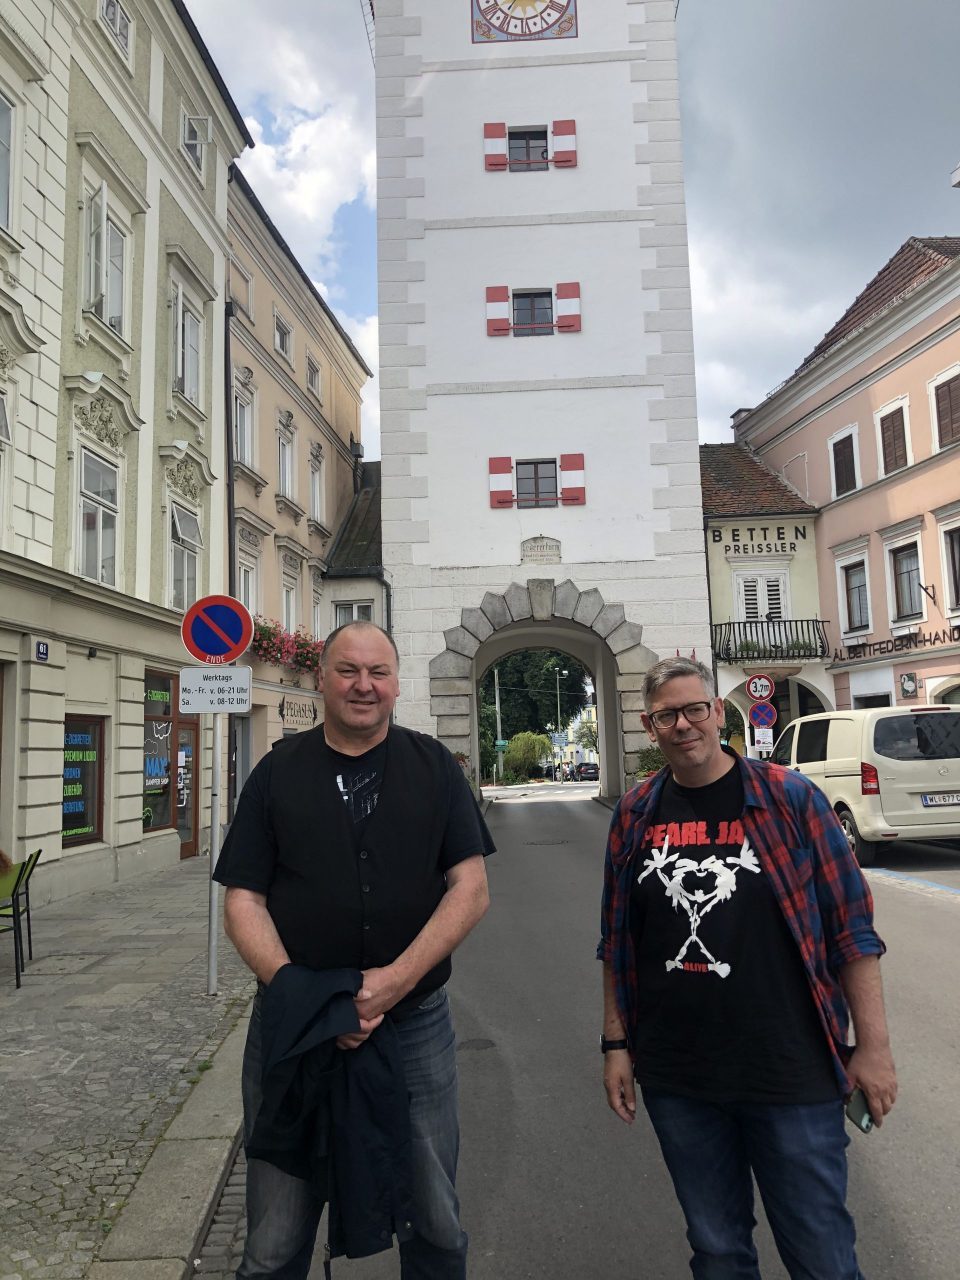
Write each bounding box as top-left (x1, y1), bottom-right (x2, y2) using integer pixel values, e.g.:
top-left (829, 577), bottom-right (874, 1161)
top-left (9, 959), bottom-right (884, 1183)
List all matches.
top-left (0, 858), bottom-right (255, 1280)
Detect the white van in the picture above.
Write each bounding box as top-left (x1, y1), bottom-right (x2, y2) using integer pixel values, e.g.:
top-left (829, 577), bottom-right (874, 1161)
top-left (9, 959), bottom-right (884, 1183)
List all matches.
top-left (769, 707), bottom-right (960, 864)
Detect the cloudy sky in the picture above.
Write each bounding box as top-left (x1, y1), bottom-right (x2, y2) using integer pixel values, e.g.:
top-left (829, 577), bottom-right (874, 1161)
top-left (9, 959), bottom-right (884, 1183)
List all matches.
top-left (189, 0), bottom-right (960, 453)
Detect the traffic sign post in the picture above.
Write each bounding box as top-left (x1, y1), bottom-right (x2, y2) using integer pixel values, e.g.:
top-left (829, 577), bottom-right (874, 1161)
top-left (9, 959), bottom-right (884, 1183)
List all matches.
top-left (180, 595), bottom-right (254, 996)
top-left (495, 739), bottom-right (509, 751)
top-left (746, 673), bottom-right (775, 702)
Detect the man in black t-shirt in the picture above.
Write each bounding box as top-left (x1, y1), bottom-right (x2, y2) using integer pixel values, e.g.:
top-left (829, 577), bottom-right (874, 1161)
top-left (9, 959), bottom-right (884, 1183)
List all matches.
top-left (216, 621), bottom-right (493, 1279)
top-left (599, 657), bottom-right (897, 1280)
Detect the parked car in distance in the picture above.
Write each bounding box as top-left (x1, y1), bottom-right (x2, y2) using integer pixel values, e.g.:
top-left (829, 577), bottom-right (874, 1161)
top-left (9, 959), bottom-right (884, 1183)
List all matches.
top-left (577, 762), bottom-right (599, 781)
top-left (769, 706), bottom-right (960, 864)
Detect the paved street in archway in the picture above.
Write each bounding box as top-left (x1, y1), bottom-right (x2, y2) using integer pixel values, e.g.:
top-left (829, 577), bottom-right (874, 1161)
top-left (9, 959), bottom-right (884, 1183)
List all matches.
top-left (318, 784), bottom-right (960, 1279)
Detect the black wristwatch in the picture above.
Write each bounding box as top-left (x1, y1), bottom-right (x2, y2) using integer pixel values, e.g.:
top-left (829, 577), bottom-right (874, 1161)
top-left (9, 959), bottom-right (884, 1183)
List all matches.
top-left (600, 1035), bottom-right (629, 1054)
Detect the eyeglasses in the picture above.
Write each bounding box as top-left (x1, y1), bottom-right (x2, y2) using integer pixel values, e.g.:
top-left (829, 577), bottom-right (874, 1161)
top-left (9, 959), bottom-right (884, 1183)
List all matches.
top-left (648, 701), bottom-right (713, 730)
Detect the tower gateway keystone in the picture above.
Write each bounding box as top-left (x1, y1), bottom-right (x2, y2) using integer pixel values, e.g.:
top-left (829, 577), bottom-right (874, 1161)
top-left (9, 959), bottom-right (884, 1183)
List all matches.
top-left (376, 0), bottom-right (711, 796)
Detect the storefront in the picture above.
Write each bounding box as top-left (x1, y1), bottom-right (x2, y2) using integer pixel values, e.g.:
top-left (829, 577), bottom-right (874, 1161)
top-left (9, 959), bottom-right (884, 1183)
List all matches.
top-left (830, 626), bottom-right (960, 711)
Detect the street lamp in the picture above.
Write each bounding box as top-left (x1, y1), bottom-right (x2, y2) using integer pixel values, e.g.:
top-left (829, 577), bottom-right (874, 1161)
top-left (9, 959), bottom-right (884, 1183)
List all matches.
top-left (556, 667), bottom-right (568, 782)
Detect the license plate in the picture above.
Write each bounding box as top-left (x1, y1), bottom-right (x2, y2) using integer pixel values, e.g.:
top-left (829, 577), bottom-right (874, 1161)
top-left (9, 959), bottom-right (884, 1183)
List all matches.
top-left (921, 792), bottom-right (960, 807)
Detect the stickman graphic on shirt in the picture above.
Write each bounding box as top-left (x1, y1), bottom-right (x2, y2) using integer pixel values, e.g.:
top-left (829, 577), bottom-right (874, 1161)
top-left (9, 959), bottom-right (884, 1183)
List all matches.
top-left (637, 834), bottom-right (761, 978)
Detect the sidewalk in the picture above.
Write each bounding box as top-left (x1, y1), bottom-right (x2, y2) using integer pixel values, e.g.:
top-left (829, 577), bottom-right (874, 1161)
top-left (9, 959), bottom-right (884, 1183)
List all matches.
top-left (0, 857), bottom-right (256, 1280)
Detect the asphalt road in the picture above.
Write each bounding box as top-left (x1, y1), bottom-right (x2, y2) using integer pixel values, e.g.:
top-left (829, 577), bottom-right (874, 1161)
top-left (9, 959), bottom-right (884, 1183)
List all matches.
top-left (314, 783), bottom-right (960, 1279)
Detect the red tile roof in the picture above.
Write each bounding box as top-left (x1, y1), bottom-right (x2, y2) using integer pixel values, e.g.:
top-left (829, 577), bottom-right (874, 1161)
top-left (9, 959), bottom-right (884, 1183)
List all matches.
top-left (699, 444), bottom-right (817, 518)
top-left (796, 237), bottom-right (960, 374)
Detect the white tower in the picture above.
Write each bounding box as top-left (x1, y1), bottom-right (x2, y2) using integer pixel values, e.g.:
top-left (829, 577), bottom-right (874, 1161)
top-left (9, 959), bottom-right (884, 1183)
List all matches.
top-left (376, 0), bottom-right (710, 795)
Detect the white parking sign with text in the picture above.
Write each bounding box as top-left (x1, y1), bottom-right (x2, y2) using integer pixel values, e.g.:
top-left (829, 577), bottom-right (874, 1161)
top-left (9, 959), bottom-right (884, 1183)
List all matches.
top-left (179, 666), bottom-right (252, 713)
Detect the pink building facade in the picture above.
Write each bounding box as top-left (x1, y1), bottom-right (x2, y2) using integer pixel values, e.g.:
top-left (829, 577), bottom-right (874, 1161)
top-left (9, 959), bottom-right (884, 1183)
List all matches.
top-left (732, 239), bottom-right (960, 713)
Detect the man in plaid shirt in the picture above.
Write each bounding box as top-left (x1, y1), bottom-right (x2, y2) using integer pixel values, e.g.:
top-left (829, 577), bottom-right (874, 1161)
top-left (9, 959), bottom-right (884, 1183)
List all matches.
top-left (599, 657), bottom-right (897, 1279)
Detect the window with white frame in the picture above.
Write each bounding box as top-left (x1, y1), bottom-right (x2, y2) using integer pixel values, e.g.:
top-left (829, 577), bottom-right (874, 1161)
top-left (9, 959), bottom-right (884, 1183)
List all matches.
top-left (0, 93), bottom-right (12, 232)
top-left (274, 311), bottom-right (292, 362)
top-left (171, 502), bottom-right (202, 611)
top-left (277, 430), bottom-right (294, 498)
top-left (734, 571), bottom-right (788, 622)
top-left (181, 112), bottom-right (210, 173)
top-left (312, 594), bottom-right (322, 639)
top-left (0, 391), bottom-right (9, 445)
top-left (891, 542), bottom-right (923, 620)
top-left (828, 425), bottom-right (859, 499)
top-left (843, 561), bottom-right (869, 632)
top-left (310, 460), bottom-right (324, 523)
top-left (79, 448), bottom-right (118, 586)
top-left (234, 390), bottom-right (253, 466)
top-left (931, 367), bottom-right (960, 451)
top-left (306, 355), bottom-right (321, 398)
top-left (100, 0), bottom-right (131, 54)
top-left (85, 182), bottom-right (127, 336)
top-left (174, 283), bottom-right (202, 406)
top-left (335, 601), bottom-right (373, 627)
top-left (945, 525), bottom-right (960, 612)
top-left (237, 557), bottom-right (257, 615)
top-left (282, 572), bottom-right (299, 632)
top-left (875, 399), bottom-right (910, 476)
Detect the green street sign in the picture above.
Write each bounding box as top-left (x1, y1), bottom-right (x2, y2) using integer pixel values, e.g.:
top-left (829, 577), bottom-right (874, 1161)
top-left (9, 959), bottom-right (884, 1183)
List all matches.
top-left (495, 739), bottom-right (509, 750)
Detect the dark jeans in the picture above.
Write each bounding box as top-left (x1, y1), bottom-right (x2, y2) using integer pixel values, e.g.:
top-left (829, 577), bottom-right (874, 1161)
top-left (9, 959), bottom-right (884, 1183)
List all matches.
top-left (643, 1089), bottom-right (865, 1280)
top-left (238, 986), bottom-right (467, 1280)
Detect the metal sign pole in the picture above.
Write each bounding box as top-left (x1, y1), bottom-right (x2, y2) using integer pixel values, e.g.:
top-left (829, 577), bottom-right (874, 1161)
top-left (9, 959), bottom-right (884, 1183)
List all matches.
top-left (207, 710), bottom-right (222, 996)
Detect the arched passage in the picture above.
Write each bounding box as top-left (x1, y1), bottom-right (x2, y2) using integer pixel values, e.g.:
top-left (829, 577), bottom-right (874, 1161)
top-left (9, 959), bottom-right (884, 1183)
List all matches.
top-left (428, 578), bottom-right (659, 797)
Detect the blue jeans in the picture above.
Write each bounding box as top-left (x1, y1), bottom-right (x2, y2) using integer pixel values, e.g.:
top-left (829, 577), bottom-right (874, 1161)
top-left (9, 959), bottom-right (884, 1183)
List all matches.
top-left (238, 986), bottom-right (467, 1280)
top-left (642, 1089), bottom-right (864, 1280)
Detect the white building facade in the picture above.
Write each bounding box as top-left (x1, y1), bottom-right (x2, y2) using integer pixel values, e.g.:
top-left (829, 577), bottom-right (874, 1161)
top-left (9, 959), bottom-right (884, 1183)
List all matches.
top-left (376, 0), bottom-right (709, 794)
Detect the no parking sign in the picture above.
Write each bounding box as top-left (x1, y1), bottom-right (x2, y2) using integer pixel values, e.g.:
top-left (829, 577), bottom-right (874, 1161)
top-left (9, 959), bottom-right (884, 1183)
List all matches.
top-left (180, 595), bottom-right (253, 665)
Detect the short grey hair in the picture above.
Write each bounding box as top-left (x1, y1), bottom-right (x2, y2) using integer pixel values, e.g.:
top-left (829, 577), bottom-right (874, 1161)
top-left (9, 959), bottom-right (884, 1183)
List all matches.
top-left (321, 620), bottom-right (399, 669)
top-left (642, 656), bottom-right (716, 711)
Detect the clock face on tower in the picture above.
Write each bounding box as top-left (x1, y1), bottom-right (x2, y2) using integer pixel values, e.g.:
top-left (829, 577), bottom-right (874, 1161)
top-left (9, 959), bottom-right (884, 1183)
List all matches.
top-left (472, 0), bottom-right (578, 43)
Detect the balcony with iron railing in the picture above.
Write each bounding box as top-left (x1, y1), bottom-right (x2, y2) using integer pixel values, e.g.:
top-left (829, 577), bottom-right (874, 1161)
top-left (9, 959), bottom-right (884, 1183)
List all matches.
top-left (711, 619), bottom-right (830, 664)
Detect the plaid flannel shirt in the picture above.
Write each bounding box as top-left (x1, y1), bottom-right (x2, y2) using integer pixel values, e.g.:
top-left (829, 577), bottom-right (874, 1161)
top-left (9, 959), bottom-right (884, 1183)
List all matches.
top-left (597, 749), bottom-right (885, 1094)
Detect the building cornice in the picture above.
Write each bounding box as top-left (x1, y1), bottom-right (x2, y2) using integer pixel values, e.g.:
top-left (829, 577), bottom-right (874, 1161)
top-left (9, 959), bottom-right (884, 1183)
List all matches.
top-left (0, 549), bottom-right (183, 630)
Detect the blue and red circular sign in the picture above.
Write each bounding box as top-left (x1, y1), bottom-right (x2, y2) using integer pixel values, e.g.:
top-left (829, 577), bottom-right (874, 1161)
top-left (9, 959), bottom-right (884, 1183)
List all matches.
top-left (748, 699), bottom-right (777, 729)
top-left (181, 595), bottom-right (253, 665)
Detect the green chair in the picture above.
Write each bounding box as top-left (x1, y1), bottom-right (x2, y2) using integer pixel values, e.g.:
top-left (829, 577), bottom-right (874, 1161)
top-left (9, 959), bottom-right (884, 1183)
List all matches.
top-left (0, 860), bottom-right (28, 989)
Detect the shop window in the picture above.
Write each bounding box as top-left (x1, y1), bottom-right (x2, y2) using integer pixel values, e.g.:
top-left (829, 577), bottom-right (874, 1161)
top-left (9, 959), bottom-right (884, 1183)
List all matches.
top-left (62, 716), bottom-right (105, 846)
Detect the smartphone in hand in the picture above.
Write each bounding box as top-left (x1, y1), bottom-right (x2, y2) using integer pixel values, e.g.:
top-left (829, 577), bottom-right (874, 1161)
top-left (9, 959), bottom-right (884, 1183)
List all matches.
top-left (845, 1087), bottom-right (874, 1133)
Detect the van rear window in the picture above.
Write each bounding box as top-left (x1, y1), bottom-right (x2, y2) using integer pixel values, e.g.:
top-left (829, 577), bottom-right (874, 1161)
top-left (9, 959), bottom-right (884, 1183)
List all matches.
top-left (873, 713), bottom-right (960, 761)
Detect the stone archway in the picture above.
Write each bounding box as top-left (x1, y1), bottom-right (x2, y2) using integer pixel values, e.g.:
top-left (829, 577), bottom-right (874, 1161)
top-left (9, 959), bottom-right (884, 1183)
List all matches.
top-left (428, 578), bottom-right (659, 797)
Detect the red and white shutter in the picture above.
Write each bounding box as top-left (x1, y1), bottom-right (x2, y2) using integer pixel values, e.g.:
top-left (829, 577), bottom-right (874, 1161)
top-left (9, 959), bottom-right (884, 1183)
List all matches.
top-left (555, 282), bottom-right (581, 333)
top-left (552, 119), bottom-right (578, 168)
top-left (484, 122), bottom-right (508, 171)
top-left (486, 285), bottom-right (510, 336)
top-left (560, 454), bottom-right (586, 505)
top-left (488, 457), bottom-right (514, 508)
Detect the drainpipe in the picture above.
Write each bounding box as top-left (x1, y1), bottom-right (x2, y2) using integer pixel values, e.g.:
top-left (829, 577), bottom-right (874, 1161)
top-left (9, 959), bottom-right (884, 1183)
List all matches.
top-left (224, 294), bottom-right (238, 821)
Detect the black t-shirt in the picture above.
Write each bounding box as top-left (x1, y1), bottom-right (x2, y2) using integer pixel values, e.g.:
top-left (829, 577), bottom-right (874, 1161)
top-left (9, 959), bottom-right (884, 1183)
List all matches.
top-left (215, 726), bottom-right (495, 1014)
top-left (330, 739), bottom-right (387, 834)
top-left (629, 764), bottom-right (838, 1104)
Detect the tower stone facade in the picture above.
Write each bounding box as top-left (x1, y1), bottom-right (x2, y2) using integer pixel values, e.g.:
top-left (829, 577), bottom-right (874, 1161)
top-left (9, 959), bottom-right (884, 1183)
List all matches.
top-left (376, 0), bottom-right (710, 794)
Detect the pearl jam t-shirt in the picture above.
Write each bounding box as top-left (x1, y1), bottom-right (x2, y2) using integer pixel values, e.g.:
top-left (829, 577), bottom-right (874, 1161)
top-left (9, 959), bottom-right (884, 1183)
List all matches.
top-left (629, 765), bottom-right (838, 1103)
